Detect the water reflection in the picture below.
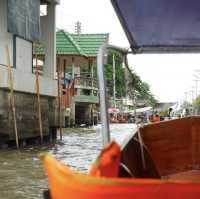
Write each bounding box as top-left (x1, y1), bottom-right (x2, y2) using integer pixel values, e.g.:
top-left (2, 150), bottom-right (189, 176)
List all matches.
top-left (0, 124), bottom-right (136, 199)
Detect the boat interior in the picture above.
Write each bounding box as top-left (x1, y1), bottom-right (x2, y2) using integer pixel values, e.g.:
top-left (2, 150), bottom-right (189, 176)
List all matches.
top-left (119, 116), bottom-right (200, 182)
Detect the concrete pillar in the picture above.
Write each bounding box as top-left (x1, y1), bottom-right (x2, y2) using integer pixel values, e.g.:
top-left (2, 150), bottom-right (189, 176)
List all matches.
top-left (86, 104), bottom-right (93, 125)
top-left (89, 59), bottom-right (94, 95)
top-left (70, 102), bottom-right (75, 126)
top-left (90, 60), bottom-right (94, 78)
top-left (72, 57), bottom-right (75, 78)
top-left (40, 3), bottom-right (56, 79)
top-left (91, 104), bottom-right (94, 125)
top-left (63, 58), bottom-right (67, 80)
top-left (77, 88), bottom-right (81, 96)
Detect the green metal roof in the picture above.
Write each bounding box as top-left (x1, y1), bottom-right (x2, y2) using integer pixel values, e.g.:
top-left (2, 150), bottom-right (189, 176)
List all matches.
top-left (57, 31), bottom-right (86, 56)
top-left (35, 30), bottom-right (108, 57)
top-left (70, 33), bottom-right (109, 57)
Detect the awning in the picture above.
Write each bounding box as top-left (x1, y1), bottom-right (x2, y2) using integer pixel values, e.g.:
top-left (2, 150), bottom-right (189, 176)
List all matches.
top-left (111, 0), bottom-right (200, 53)
top-left (122, 107), bottom-right (152, 114)
top-left (136, 107), bottom-right (152, 113)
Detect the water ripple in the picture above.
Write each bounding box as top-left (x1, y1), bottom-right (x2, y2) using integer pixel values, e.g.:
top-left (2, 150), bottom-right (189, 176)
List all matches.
top-left (0, 124), bottom-right (136, 199)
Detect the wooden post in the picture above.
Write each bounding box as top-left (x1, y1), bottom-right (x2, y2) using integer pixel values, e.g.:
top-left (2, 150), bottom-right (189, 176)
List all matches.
top-left (6, 46), bottom-right (19, 149)
top-left (57, 57), bottom-right (62, 140)
top-left (35, 54), bottom-right (43, 144)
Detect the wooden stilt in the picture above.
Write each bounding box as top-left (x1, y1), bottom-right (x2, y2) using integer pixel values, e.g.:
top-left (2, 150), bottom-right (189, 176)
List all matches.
top-left (6, 46), bottom-right (19, 149)
top-left (35, 54), bottom-right (43, 144)
top-left (57, 57), bottom-right (62, 140)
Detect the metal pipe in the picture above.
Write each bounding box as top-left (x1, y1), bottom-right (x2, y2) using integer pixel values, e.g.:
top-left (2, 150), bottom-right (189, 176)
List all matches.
top-left (113, 54), bottom-right (116, 108)
top-left (97, 44), bottom-right (129, 146)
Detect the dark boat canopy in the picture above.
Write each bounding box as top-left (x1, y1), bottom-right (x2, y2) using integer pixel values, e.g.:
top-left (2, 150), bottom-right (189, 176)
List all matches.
top-left (111, 0), bottom-right (200, 53)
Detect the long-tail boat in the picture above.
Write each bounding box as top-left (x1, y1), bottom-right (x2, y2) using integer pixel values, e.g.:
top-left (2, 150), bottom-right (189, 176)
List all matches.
top-left (42, 0), bottom-right (200, 198)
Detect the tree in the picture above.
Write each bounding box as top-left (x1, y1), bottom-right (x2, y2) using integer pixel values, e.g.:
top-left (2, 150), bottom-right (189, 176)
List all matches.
top-left (193, 96), bottom-right (200, 114)
top-left (179, 100), bottom-right (192, 116)
top-left (104, 51), bottom-right (157, 106)
top-left (104, 51), bottom-right (126, 98)
top-left (181, 100), bottom-right (192, 110)
top-left (127, 70), bottom-right (157, 107)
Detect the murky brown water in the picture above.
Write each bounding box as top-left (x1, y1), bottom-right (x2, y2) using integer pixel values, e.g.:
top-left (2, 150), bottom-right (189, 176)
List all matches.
top-left (0, 124), bottom-right (136, 199)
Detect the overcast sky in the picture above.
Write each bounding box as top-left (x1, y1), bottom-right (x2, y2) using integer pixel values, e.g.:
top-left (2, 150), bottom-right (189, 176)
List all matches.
top-left (56, 0), bottom-right (200, 103)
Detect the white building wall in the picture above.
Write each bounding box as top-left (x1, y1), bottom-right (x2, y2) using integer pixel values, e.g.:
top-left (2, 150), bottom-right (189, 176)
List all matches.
top-left (0, 66), bottom-right (57, 97)
top-left (0, 0), bottom-right (58, 97)
top-left (40, 3), bottom-right (56, 79)
top-left (16, 37), bottom-right (33, 73)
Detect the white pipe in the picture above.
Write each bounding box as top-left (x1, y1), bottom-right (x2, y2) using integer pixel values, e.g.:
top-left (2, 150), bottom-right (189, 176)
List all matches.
top-left (97, 44), bottom-right (129, 146)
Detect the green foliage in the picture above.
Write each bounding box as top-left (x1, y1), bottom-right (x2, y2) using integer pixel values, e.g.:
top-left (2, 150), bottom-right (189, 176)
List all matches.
top-left (104, 52), bottom-right (126, 97)
top-left (193, 96), bottom-right (200, 114)
top-left (104, 51), bottom-right (157, 106)
top-left (127, 69), bottom-right (157, 107)
top-left (181, 100), bottom-right (192, 110)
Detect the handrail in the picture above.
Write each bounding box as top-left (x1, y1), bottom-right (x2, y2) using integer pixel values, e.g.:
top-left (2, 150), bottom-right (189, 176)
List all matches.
top-left (97, 44), bottom-right (130, 146)
top-left (74, 76), bottom-right (98, 88)
top-left (74, 76), bottom-right (97, 81)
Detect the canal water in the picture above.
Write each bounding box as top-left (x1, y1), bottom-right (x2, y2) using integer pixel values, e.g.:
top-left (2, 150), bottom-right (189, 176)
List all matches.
top-left (0, 124), bottom-right (136, 199)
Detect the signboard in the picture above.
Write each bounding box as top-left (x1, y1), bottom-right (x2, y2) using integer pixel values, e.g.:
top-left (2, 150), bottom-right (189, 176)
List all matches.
top-left (8, 0), bottom-right (40, 42)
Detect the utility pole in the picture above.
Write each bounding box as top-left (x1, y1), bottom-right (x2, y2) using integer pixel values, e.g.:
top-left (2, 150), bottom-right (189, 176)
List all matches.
top-left (184, 91), bottom-right (188, 102)
top-left (75, 21), bottom-right (82, 34)
top-left (192, 70), bottom-right (200, 115)
top-left (189, 89), bottom-right (195, 103)
top-left (113, 54), bottom-right (116, 108)
top-left (193, 73), bottom-right (200, 99)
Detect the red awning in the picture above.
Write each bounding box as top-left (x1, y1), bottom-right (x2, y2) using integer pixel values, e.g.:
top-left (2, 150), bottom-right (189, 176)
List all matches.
top-left (108, 108), bottom-right (120, 113)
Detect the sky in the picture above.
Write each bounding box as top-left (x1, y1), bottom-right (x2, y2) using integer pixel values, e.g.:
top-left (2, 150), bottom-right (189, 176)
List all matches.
top-left (56, 0), bottom-right (200, 103)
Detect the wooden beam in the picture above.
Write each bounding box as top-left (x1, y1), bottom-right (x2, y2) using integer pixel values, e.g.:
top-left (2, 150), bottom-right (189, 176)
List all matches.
top-left (6, 46), bottom-right (19, 149)
top-left (35, 55), bottom-right (43, 144)
top-left (57, 57), bottom-right (63, 140)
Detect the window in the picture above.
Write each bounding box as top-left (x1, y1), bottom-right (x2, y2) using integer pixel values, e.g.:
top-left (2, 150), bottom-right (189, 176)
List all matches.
top-left (40, 5), bottom-right (47, 16)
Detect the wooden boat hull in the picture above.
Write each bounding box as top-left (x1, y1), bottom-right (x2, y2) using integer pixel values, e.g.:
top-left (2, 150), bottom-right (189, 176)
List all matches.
top-left (120, 116), bottom-right (200, 181)
top-left (43, 116), bottom-right (200, 198)
top-left (43, 155), bottom-right (200, 199)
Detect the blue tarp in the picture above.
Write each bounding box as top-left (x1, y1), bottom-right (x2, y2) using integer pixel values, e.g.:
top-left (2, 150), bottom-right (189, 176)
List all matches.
top-left (111, 0), bottom-right (200, 53)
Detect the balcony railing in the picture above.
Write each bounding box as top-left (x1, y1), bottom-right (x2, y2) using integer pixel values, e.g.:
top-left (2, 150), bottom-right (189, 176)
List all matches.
top-left (74, 77), bottom-right (98, 89)
top-left (73, 95), bottom-right (99, 104)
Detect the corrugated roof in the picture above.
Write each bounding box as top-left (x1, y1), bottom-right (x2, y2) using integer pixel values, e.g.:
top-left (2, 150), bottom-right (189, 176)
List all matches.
top-left (34, 30), bottom-right (108, 57)
top-left (70, 33), bottom-right (109, 57)
top-left (35, 30), bottom-right (84, 56)
top-left (56, 31), bottom-right (86, 56)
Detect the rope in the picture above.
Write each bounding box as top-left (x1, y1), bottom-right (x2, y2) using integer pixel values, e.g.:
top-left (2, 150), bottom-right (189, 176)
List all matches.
top-left (136, 120), bottom-right (146, 170)
top-left (0, 63), bottom-right (8, 67)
